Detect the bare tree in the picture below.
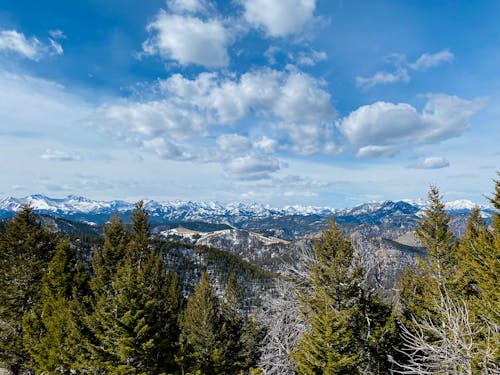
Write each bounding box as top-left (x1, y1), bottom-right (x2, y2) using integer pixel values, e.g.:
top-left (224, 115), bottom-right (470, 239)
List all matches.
top-left (257, 244), bottom-right (315, 374)
top-left (391, 288), bottom-right (499, 375)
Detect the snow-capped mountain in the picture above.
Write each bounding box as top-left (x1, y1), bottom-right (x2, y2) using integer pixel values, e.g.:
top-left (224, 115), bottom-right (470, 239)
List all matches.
top-left (0, 194), bottom-right (338, 222)
top-left (0, 194), bottom-right (492, 240)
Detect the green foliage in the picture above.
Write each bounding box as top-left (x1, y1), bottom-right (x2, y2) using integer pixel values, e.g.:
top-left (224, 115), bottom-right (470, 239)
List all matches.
top-left (88, 202), bottom-right (183, 374)
top-left (23, 239), bottom-right (93, 373)
top-left (293, 219), bottom-right (397, 374)
top-left (398, 186), bottom-right (456, 327)
top-left (0, 206), bottom-right (57, 374)
top-left (91, 212), bottom-right (128, 294)
top-left (178, 272), bottom-right (225, 374)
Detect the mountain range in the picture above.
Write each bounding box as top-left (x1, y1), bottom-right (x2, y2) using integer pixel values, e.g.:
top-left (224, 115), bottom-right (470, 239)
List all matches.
top-left (0, 194), bottom-right (492, 241)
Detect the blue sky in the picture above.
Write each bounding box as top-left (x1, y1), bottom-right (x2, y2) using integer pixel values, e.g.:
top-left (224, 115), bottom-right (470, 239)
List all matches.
top-left (0, 0), bottom-right (498, 207)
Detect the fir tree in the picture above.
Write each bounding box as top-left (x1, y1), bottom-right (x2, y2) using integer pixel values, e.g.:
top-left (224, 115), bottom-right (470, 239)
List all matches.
top-left (415, 186), bottom-right (455, 277)
top-left (0, 206), bottom-right (57, 375)
top-left (23, 239), bottom-right (92, 373)
top-left (89, 203), bottom-right (180, 374)
top-left (91, 212), bottom-right (128, 294)
top-left (220, 275), bottom-right (264, 374)
top-left (294, 219), bottom-right (398, 374)
top-left (398, 186), bottom-right (456, 326)
top-left (178, 272), bottom-right (226, 375)
top-left (293, 219), bottom-right (364, 374)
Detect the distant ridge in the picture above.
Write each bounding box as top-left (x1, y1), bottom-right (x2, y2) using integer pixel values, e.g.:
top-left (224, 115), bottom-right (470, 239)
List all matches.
top-left (0, 194), bottom-right (490, 224)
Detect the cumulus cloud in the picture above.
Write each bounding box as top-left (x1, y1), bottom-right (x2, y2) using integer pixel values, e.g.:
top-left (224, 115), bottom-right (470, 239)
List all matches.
top-left (224, 153), bottom-right (281, 180)
top-left (93, 67), bottom-right (335, 175)
top-left (40, 148), bottom-right (80, 161)
top-left (216, 134), bottom-right (252, 154)
top-left (142, 11), bottom-right (230, 67)
top-left (253, 136), bottom-right (278, 153)
top-left (160, 67), bottom-right (336, 153)
top-left (409, 50), bottom-right (454, 71)
top-left (408, 156), bottom-right (450, 169)
top-left (242, 0), bottom-right (316, 37)
top-left (340, 94), bottom-right (486, 154)
top-left (0, 30), bottom-right (63, 59)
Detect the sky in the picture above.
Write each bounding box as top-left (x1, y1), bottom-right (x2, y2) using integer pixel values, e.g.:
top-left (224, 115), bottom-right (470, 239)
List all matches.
top-left (0, 0), bottom-right (498, 207)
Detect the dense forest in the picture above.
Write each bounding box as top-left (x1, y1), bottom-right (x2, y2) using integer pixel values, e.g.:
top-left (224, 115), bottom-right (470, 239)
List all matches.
top-left (0, 178), bottom-right (499, 374)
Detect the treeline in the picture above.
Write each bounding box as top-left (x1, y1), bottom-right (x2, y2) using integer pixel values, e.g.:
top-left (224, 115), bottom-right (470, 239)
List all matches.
top-left (1, 178), bottom-right (499, 374)
top-left (0, 202), bottom-right (263, 375)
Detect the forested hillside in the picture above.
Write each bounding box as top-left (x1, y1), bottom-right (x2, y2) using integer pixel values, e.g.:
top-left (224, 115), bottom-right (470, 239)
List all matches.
top-left (0, 178), bottom-right (499, 374)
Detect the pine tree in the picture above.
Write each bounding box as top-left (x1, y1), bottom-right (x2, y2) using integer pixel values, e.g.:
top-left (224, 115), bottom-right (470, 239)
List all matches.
top-left (398, 186), bottom-right (456, 326)
top-left (293, 219), bottom-right (364, 374)
top-left (178, 272), bottom-right (225, 375)
top-left (0, 206), bottom-right (57, 374)
top-left (91, 212), bottom-right (128, 294)
top-left (89, 203), bottom-right (180, 374)
top-left (23, 239), bottom-right (92, 373)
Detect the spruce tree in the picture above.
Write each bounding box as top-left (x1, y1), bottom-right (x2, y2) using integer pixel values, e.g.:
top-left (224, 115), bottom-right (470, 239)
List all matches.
top-left (23, 239), bottom-right (92, 373)
top-left (219, 275), bottom-right (264, 374)
top-left (91, 212), bottom-right (128, 294)
top-left (178, 272), bottom-right (225, 375)
top-left (89, 203), bottom-right (180, 374)
top-left (0, 206), bottom-right (57, 374)
top-left (398, 186), bottom-right (456, 326)
top-left (415, 186), bottom-right (455, 277)
top-left (293, 219), bottom-right (364, 374)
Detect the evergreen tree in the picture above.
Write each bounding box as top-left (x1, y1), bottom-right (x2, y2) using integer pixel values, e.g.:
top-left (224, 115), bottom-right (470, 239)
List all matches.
top-left (89, 203), bottom-right (180, 374)
top-left (398, 186), bottom-right (456, 326)
top-left (294, 219), bottom-right (399, 374)
top-left (293, 219), bottom-right (364, 374)
top-left (127, 201), bottom-right (150, 267)
top-left (0, 206), bottom-right (57, 374)
top-left (23, 239), bottom-right (92, 373)
top-left (219, 275), bottom-right (264, 374)
top-left (178, 272), bottom-right (226, 375)
top-left (91, 212), bottom-right (128, 294)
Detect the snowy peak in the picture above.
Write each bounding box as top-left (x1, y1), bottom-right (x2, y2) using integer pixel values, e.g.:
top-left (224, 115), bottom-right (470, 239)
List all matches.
top-left (0, 194), bottom-right (490, 226)
top-left (444, 199), bottom-right (478, 211)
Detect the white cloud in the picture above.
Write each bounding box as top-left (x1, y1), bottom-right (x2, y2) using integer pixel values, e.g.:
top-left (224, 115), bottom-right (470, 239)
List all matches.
top-left (242, 0), bottom-right (316, 37)
top-left (167, 0), bottom-right (212, 14)
top-left (408, 156), bottom-right (450, 169)
top-left (40, 148), bottom-right (80, 161)
top-left (0, 30), bottom-right (64, 59)
top-left (142, 11), bottom-right (230, 67)
top-left (0, 30), bottom-right (42, 60)
top-left (216, 134), bottom-right (252, 154)
top-left (160, 67), bottom-right (335, 154)
top-left (410, 50), bottom-right (454, 71)
top-left (48, 38), bottom-right (63, 55)
top-left (48, 29), bottom-right (66, 39)
top-left (294, 49), bottom-right (327, 66)
top-left (254, 136), bottom-right (278, 153)
top-left (224, 153), bottom-right (281, 180)
top-left (357, 49), bottom-right (454, 89)
top-left (356, 145), bottom-right (399, 158)
top-left (356, 68), bottom-right (409, 89)
top-left (93, 67), bottom-right (335, 178)
top-left (340, 94), bottom-right (486, 154)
